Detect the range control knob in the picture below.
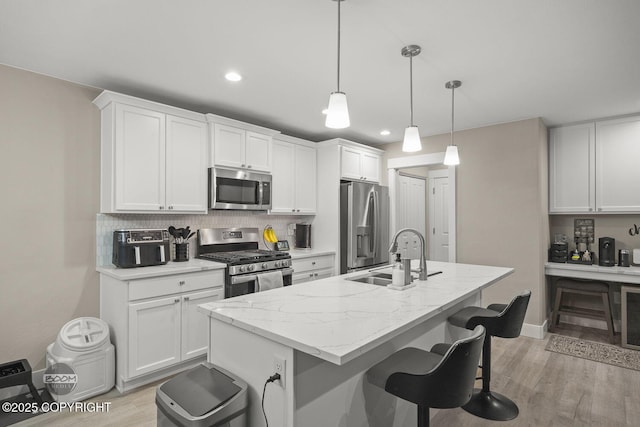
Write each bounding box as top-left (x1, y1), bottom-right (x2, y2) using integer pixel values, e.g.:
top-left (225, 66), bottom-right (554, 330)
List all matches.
top-left (262, 263), bottom-right (268, 269)
top-left (239, 265), bottom-right (246, 273)
top-left (274, 261), bottom-right (281, 268)
top-left (282, 260), bottom-right (289, 267)
top-left (247, 264), bottom-right (255, 271)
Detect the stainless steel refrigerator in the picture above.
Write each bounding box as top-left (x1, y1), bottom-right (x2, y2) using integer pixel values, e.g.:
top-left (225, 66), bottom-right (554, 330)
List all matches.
top-left (340, 181), bottom-right (390, 273)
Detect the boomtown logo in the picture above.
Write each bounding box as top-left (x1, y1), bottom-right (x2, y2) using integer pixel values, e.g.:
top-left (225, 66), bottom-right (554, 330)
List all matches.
top-left (43, 363), bottom-right (78, 395)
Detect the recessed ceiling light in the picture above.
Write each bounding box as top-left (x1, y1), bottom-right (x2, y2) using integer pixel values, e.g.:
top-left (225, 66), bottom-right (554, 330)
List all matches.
top-left (380, 130), bottom-right (391, 136)
top-left (225, 71), bottom-right (242, 82)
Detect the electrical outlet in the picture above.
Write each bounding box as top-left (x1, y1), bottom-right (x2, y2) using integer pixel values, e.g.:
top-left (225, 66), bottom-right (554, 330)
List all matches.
top-left (273, 356), bottom-right (286, 388)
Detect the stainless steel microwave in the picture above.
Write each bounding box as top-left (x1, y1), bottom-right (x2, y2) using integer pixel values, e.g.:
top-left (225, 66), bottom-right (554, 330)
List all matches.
top-left (209, 167), bottom-right (272, 210)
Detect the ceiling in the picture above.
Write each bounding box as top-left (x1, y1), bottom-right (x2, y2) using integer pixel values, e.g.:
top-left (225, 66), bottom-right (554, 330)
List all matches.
top-left (2, 0), bottom-right (640, 146)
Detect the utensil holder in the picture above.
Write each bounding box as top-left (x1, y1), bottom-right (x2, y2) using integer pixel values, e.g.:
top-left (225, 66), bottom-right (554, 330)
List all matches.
top-left (175, 243), bottom-right (189, 262)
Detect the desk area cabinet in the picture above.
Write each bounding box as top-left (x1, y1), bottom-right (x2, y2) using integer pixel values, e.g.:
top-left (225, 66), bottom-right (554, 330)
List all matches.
top-left (549, 115), bottom-right (640, 214)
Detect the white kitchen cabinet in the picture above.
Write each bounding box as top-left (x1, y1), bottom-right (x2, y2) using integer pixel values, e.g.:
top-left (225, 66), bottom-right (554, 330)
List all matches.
top-left (550, 115), bottom-right (640, 214)
top-left (93, 91), bottom-right (208, 214)
top-left (341, 146), bottom-right (381, 183)
top-left (291, 254), bottom-right (335, 284)
top-left (595, 116), bottom-right (640, 212)
top-left (211, 123), bottom-right (272, 172)
top-left (549, 123), bottom-right (595, 213)
top-left (100, 269), bottom-right (224, 392)
top-left (271, 136), bottom-right (317, 214)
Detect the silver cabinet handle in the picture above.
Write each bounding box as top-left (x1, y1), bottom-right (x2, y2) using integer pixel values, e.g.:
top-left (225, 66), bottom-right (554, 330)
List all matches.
top-left (314, 273), bottom-right (318, 277)
top-left (241, 164), bottom-right (246, 167)
top-left (292, 209), bottom-right (296, 212)
top-left (312, 261), bottom-right (316, 265)
top-left (184, 296), bottom-right (190, 301)
top-left (247, 165), bottom-right (252, 169)
top-left (174, 298), bottom-right (180, 303)
top-left (159, 206), bottom-right (164, 210)
top-left (179, 280), bottom-right (185, 286)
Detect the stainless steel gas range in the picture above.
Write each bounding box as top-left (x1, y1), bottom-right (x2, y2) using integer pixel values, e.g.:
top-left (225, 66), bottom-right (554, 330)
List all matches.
top-left (197, 227), bottom-right (292, 298)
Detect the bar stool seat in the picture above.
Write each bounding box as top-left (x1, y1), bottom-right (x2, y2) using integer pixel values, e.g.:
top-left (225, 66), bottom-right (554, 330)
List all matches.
top-left (366, 326), bottom-right (485, 427)
top-left (550, 278), bottom-right (615, 343)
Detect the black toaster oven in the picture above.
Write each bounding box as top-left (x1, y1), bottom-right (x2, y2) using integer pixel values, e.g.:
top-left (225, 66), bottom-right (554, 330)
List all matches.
top-left (112, 229), bottom-right (170, 268)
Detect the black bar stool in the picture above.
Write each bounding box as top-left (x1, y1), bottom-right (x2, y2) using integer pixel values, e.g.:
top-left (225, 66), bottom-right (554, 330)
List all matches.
top-left (447, 290), bottom-right (531, 421)
top-left (366, 326), bottom-right (485, 427)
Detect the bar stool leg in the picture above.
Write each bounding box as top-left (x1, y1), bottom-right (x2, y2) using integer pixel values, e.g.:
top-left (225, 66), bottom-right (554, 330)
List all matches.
top-left (417, 405), bottom-right (429, 427)
top-left (462, 334), bottom-right (519, 421)
top-left (550, 287), bottom-right (563, 332)
top-left (602, 291), bottom-right (615, 344)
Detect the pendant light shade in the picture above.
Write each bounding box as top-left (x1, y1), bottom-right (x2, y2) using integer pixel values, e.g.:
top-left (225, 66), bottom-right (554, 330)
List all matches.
top-left (401, 45), bottom-right (422, 152)
top-left (443, 80), bottom-right (461, 165)
top-left (325, 0), bottom-right (350, 129)
top-left (326, 91), bottom-right (350, 129)
top-left (403, 126), bottom-right (422, 152)
top-left (444, 145), bottom-right (460, 165)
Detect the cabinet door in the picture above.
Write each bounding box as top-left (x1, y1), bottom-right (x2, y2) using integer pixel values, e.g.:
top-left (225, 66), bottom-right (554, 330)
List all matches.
top-left (245, 131), bottom-right (272, 172)
top-left (214, 124), bottom-right (245, 169)
top-left (165, 116), bottom-right (208, 212)
top-left (181, 288), bottom-right (223, 360)
top-left (292, 272), bottom-right (315, 285)
top-left (361, 152), bottom-right (380, 183)
top-left (341, 146), bottom-right (362, 180)
top-left (271, 140), bottom-right (296, 213)
top-left (294, 145), bottom-right (317, 214)
top-left (595, 116), bottom-right (640, 212)
top-left (128, 296), bottom-right (181, 378)
top-left (549, 124), bottom-right (595, 213)
top-left (114, 104), bottom-right (166, 211)
top-left (312, 268), bottom-right (334, 281)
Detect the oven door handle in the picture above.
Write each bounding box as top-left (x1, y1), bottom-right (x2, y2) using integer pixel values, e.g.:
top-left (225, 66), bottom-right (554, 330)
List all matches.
top-left (230, 267), bottom-right (294, 285)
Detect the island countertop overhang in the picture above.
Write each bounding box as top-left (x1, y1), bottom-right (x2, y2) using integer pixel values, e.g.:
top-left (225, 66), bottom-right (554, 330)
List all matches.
top-left (198, 260), bottom-right (513, 365)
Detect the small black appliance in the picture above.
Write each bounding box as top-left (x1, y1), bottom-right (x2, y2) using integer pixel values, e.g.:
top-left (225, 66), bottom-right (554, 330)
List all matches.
top-left (618, 249), bottom-right (630, 267)
top-left (112, 229), bottom-right (170, 268)
top-left (549, 242), bottom-right (568, 263)
top-left (295, 223), bottom-right (312, 249)
top-left (598, 237), bottom-right (616, 267)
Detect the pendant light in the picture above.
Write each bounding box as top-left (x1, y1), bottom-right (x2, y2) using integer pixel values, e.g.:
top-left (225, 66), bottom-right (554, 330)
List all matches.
top-left (325, 0), bottom-right (350, 129)
top-left (401, 45), bottom-right (422, 152)
top-left (443, 80), bottom-right (461, 165)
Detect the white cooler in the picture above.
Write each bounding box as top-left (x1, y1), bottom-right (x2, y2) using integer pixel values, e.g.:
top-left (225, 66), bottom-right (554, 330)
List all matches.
top-left (46, 317), bottom-right (115, 402)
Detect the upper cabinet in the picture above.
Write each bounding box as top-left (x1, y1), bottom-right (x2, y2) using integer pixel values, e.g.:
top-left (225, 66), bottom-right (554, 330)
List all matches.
top-left (549, 115), bottom-right (640, 214)
top-left (595, 116), bottom-right (640, 212)
top-left (271, 135), bottom-right (317, 215)
top-left (93, 91), bottom-right (208, 214)
top-left (206, 115), bottom-right (280, 173)
top-left (549, 123), bottom-right (595, 213)
top-left (340, 145), bottom-right (381, 183)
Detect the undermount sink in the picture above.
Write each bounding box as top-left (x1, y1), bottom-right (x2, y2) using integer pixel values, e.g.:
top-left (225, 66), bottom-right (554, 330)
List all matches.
top-left (348, 272), bottom-right (394, 286)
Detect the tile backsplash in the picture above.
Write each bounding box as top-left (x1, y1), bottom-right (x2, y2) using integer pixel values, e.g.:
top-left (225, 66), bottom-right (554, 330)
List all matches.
top-left (97, 212), bottom-right (312, 266)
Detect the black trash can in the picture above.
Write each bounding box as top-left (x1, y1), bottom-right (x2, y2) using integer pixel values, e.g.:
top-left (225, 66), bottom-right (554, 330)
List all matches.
top-left (156, 363), bottom-right (248, 427)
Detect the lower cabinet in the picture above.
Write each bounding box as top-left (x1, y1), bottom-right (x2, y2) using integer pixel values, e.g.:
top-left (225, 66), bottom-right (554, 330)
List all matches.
top-left (291, 254), bottom-right (335, 284)
top-left (100, 269), bottom-right (224, 392)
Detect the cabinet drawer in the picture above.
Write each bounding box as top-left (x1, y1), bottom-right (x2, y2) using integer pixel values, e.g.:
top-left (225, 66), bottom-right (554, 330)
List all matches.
top-left (291, 255), bottom-right (334, 273)
top-left (129, 270), bottom-right (224, 301)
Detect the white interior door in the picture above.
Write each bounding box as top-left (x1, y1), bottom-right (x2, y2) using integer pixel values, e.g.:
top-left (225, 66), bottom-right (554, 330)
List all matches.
top-left (428, 169), bottom-right (450, 261)
top-left (397, 174), bottom-right (426, 238)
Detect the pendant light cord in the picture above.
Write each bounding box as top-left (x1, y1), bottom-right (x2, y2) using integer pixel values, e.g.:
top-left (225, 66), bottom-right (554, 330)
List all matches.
top-left (450, 83), bottom-right (455, 145)
top-left (336, 0), bottom-right (341, 92)
top-left (409, 55), bottom-right (414, 126)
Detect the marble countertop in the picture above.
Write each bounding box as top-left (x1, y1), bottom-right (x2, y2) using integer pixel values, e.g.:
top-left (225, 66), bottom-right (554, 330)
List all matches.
top-left (199, 260), bottom-right (513, 365)
top-left (545, 262), bottom-right (640, 284)
top-left (97, 259), bottom-right (226, 281)
top-left (288, 249), bottom-right (336, 260)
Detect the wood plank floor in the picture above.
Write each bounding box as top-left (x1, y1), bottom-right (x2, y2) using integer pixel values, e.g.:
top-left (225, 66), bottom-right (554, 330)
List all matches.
top-left (12, 326), bottom-right (640, 426)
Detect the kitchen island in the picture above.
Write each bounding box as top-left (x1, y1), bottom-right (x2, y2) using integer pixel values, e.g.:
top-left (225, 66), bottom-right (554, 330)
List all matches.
top-left (199, 260), bottom-right (513, 427)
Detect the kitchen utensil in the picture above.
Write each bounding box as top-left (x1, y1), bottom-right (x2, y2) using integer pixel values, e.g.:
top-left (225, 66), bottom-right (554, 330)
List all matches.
top-left (168, 226), bottom-right (176, 237)
top-left (186, 232), bottom-right (195, 240)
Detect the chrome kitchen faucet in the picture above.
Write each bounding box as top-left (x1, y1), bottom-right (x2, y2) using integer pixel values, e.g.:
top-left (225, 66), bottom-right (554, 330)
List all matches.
top-left (389, 228), bottom-right (428, 281)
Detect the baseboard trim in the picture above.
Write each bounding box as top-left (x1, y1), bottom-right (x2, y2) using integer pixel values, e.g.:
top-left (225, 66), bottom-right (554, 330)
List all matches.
top-left (521, 321), bottom-right (547, 339)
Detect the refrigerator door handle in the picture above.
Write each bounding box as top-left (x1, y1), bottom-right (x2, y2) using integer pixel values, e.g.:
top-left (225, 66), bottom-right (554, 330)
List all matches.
top-left (372, 190), bottom-right (379, 258)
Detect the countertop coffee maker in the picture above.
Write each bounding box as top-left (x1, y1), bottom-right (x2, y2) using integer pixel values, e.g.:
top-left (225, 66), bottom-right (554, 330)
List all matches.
top-left (599, 237), bottom-right (615, 267)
